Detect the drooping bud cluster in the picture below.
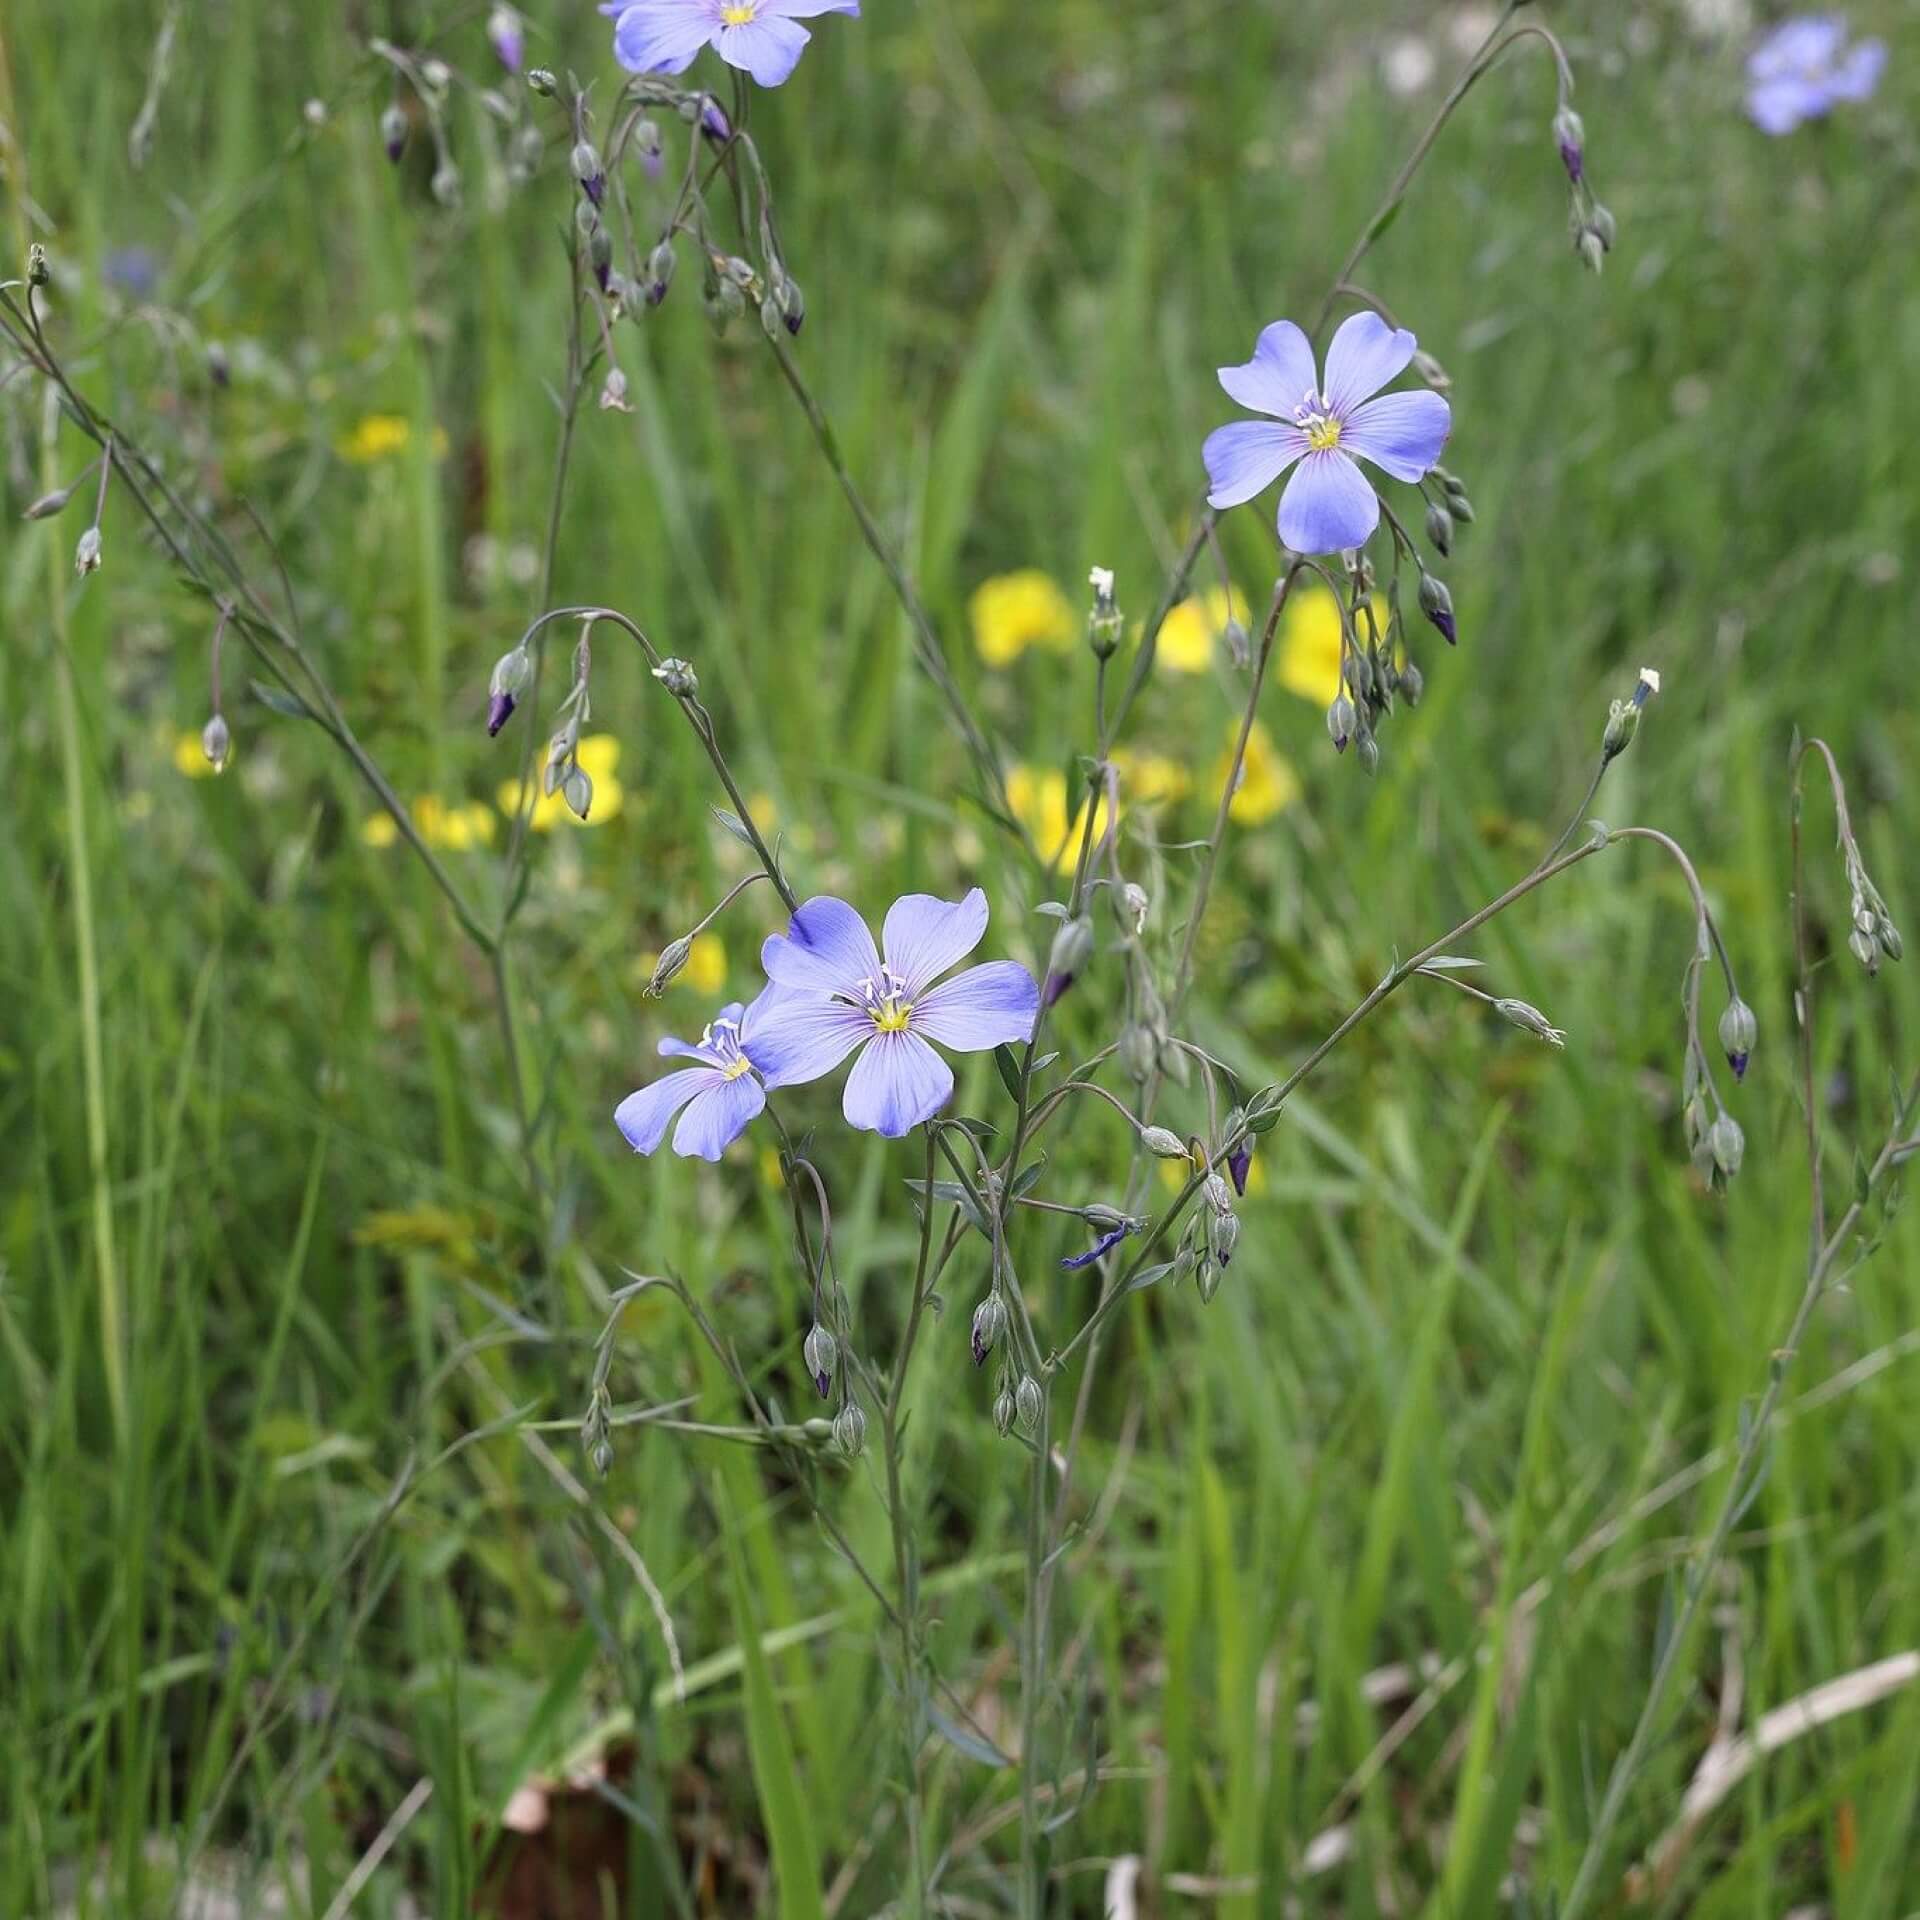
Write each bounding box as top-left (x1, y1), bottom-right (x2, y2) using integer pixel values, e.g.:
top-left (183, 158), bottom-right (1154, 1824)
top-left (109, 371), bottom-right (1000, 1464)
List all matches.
top-left (970, 1291), bottom-right (1007, 1367)
top-left (1551, 95), bottom-right (1616, 273)
top-left (1717, 997), bottom-right (1757, 1081)
top-left (538, 623), bottom-right (598, 821)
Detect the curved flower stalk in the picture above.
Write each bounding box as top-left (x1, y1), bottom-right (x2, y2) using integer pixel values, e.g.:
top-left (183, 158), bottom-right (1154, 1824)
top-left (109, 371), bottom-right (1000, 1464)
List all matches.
top-left (1202, 312), bottom-right (1451, 556)
top-left (603, 0), bottom-right (861, 88)
top-left (756, 891), bottom-right (1040, 1136)
top-left (615, 985), bottom-right (790, 1160)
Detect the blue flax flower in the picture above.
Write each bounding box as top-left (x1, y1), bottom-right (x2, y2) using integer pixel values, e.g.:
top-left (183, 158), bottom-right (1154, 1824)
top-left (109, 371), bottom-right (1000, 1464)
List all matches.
top-left (615, 986), bottom-right (786, 1161)
top-left (1203, 314), bottom-right (1451, 557)
top-left (1061, 1218), bottom-right (1140, 1271)
top-left (603, 0), bottom-right (859, 88)
top-left (1747, 16), bottom-right (1884, 134)
top-left (754, 891), bottom-right (1039, 1137)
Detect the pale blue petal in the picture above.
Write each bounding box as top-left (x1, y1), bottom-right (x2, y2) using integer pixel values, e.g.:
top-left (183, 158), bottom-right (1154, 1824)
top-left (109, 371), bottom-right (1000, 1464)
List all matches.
top-left (1216, 320), bottom-right (1319, 418)
top-left (882, 889), bottom-right (987, 997)
top-left (1321, 312), bottom-right (1417, 417)
top-left (1748, 16), bottom-right (1845, 81)
top-left (1747, 78), bottom-right (1817, 132)
top-left (764, 0), bottom-right (859, 14)
top-left (672, 1072), bottom-right (765, 1160)
top-left (1277, 451), bottom-right (1379, 556)
top-left (1203, 420), bottom-right (1308, 510)
top-left (1828, 38), bottom-right (1885, 102)
top-left (1342, 389), bottom-right (1451, 483)
top-left (910, 962), bottom-right (1038, 1053)
top-left (843, 1033), bottom-right (954, 1137)
top-left (615, 1067), bottom-right (724, 1154)
top-left (749, 995), bottom-right (871, 1089)
top-left (715, 16), bottom-right (810, 84)
top-left (762, 895), bottom-right (881, 996)
top-left (611, 1), bottom-right (713, 74)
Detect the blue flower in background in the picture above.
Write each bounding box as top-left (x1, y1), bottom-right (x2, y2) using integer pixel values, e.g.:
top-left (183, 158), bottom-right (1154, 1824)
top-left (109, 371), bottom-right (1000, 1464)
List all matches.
top-left (1203, 314), bottom-right (1451, 557)
top-left (1747, 16), bottom-right (1885, 134)
top-left (604, 0), bottom-right (860, 88)
top-left (615, 987), bottom-right (787, 1161)
top-left (755, 890), bottom-right (1039, 1137)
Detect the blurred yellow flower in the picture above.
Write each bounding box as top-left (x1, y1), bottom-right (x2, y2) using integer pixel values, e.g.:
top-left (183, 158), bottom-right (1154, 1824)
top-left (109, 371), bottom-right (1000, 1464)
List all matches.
top-left (337, 414), bottom-right (451, 463)
top-left (1007, 763), bottom-right (1114, 866)
top-left (685, 933), bottom-right (727, 994)
top-left (1111, 747), bottom-right (1192, 807)
top-left (361, 795), bottom-right (498, 851)
top-left (1159, 1152), bottom-right (1266, 1196)
top-left (497, 733), bottom-right (626, 830)
top-left (1155, 586), bottom-right (1249, 674)
top-left (759, 1146), bottom-right (786, 1191)
top-left (1278, 587), bottom-right (1345, 708)
top-left (172, 729), bottom-right (227, 779)
top-left (970, 571), bottom-right (1076, 668)
top-left (1212, 720), bottom-right (1300, 825)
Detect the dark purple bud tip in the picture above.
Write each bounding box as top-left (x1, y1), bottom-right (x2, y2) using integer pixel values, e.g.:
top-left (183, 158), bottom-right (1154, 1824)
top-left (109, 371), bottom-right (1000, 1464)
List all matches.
top-left (594, 259), bottom-right (611, 293)
top-left (784, 309), bottom-right (804, 337)
top-left (1216, 1249), bottom-right (1231, 1270)
top-left (1043, 970), bottom-right (1075, 1010)
top-left (581, 172), bottom-right (605, 207)
top-left (386, 138), bottom-right (406, 165)
top-left (1727, 1051), bottom-right (1749, 1082)
top-left (1560, 141), bottom-right (1583, 184)
top-left (486, 691), bottom-right (516, 737)
top-left (971, 1328), bottom-right (989, 1369)
top-left (701, 103), bottom-right (733, 143)
top-left (1227, 1142), bottom-right (1252, 1198)
top-left (646, 280), bottom-right (670, 309)
top-left (813, 1368), bottom-right (831, 1399)
top-left (1429, 608), bottom-right (1457, 646)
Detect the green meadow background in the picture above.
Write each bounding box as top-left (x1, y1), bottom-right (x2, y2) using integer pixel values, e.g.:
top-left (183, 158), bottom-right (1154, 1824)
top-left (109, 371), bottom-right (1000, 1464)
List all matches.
top-left (5, 0), bottom-right (1920, 1913)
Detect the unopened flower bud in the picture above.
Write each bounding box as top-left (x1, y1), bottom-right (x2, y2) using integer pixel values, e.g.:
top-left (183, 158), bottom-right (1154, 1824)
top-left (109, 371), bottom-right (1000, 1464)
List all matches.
top-left (23, 480), bottom-right (79, 520)
top-left (28, 243), bottom-right (50, 287)
top-left (1413, 347), bottom-right (1451, 391)
top-left (527, 68), bottom-right (558, 96)
top-left (1718, 997), bottom-right (1756, 1080)
top-left (779, 275), bottom-right (806, 335)
top-left (488, 4), bottom-right (525, 73)
top-left (1140, 1126), bottom-right (1188, 1161)
top-left (759, 294), bottom-right (785, 340)
top-left (1417, 571), bottom-right (1456, 645)
top-left (1327, 694), bottom-right (1357, 752)
top-left (1877, 918), bottom-right (1903, 963)
top-left (431, 162), bottom-right (462, 208)
top-left (379, 103), bottom-right (408, 164)
top-left (1424, 500), bottom-right (1454, 558)
top-left (1121, 1025), bottom-right (1157, 1083)
top-left (419, 58), bottom-right (450, 92)
top-left (1203, 1171), bottom-right (1232, 1215)
top-left (1227, 1138), bottom-right (1253, 1197)
top-left (1356, 734), bottom-right (1381, 777)
top-left (699, 99), bottom-right (733, 143)
top-left (832, 1401), bottom-right (867, 1458)
top-left (970, 1293), bottom-right (1006, 1368)
top-left (802, 1323), bottom-right (836, 1398)
top-left (1047, 915), bottom-right (1094, 986)
top-left (1196, 1260), bottom-right (1220, 1305)
top-left (562, 764), bottom-right (594, 821)
top-left (1577, 228), bottom-right (1606, 275)
top-left (1708, 1112), bottom-right (1744, 1181)
top-left (589, 223), bottom-right (613, 291)
top-left (1552, 106), bottom-right (1585, 183)
top-left (200, 714), bottom-right (231, 772)
top-left (1399, 658), bottom-right (1425, 706)
top-left (1495, 997), bottom-right (1567, 1048)
top-left (590, 1434), bottom-right (614, 1476)
top-left (1014, 1374), bottom-right (1043, 1434)
top-left (1121, 882), bottom-right (1149, 934)
top-left (1590, 203), bottom-right (1617, 251)
top-left (647, 936), bottom-right (692, 997)
top-left (570, 141), bottom-right (605, 205)
top-left (646, 239), bottom-right (677, 307)
top-left (652, 657), bottom-right (698, 697)
top-left (1208, 1207), bottom-right (1239, 1269)
top-left (488, 644), bottom-right (532, 736)
top-left (1446, 491), bottom-right (1476, 525)
top-left (992, 1387), bottom-right (1016, 1436)
top-left (599, 368), bottom-right (631, 412)
top-left (74, 526), bottom-right (102, 575)
top-left (1849, 927), bottom-right (1879, 974)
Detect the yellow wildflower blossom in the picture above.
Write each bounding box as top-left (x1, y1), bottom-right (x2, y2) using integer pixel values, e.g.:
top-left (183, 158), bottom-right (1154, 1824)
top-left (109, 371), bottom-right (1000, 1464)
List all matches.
top-left (360, 795), bottom-right (498, 851)
top-left (1007, 763), bottom-right (1115, 866)
top-left (1277, 586), bottom-right (1346, 708)
top-left (1212, 720), bottom-right (1300, 826)
top-left (496, 733), bottom-right (626, 830)
top-left (1111, 747), bottom-right (1192, 807)
top-left (1155, 586), bottom-right (1250, 674)
top-left (970, 570), bottom-right (1077, 667)
top-left (172, 730), bottom-right (228, 779)
top-left (684, 933), bottom-right (727, 995)
top-left (337, 414), bottom-right (452, 463)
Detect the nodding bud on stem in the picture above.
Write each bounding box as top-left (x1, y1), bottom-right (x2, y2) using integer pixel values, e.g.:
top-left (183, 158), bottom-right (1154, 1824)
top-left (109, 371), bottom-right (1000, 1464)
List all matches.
top-left (1553, 106), bottom-right (1585, 183)
top-left (1045, 916), bottom-right (1094, 1006)
top-left (970, 1293), bottom-right (1006, 1368)
top-left (1140, 1126), bottom-right (1189, 1161)
top-left (24, 480), bottom-right (80, 520)
top-left (1708, 1112), bottom-right (1745, 1183)
top-left (487, 644), bottom-right (532, 735)
top-left (598, 367), bottom-right (631, 412)
top-left (1417, 571), bottom-right (1456, 645)
top-left (832, 1400), bottom-right (867, 1458)
top-left (379, 103), bottom-right (408, 163)
top-left (1424, 500), bottom-right (1454, 558)
top-left (1227, 1137), bottom-right (1253, 1197)
top-left (200, 715), bottom-right (231, 773)
top-left (802, 1324), bottom-right (836, 1398)
top-left (74, 527), bottom-right (102, 575)
top-left (570, 141), bottom-right (605, 205)
top-left (992, 1387), bottom-right (1016, 1436)
top-left (1495, 998), bottom-right (1568, 1048)
top-left (1014, 1375), bottom-right (1043, 1434)
top-left (527, 67), bottom-right (557, 96)
top-left (1577, 227), bottom-right (1606, 274)
top-left (645, 240), bottom-right (677, 307)
top-left (698, 99), bottom-right (732, 143)
top-left (1327, 693), bottom-right (1357, 753)
top-left (779, 276), bottom-right (806, 336)
top-left (1121, 1024), bottom-right (1157, 1083)
top-left (1602, 667), bottom-right (1660, 761)
top-left (1399, 658), bottom-right (1426, 706)
top-left (651, 657), bottom-right (698, 697)
top-left (1718, 997), bottom-right (1757, 1080)
top-left (1208, 1207), bottom-right (1240, 1270)
top-left (647, 937), bottom-right (692, 997)
top-left (1086, 565), bottom-right (1123, 659)
top-left (562, 765), bottom-right (594, 821)
top-left (28, 243), bottom-right (50, 287)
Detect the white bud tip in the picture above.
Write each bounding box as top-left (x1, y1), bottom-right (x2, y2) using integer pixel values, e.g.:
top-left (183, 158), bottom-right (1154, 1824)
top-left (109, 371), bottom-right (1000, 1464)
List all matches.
top-left (1088, 566), bottom-right (1114, 595)
top-left (1638, 668), bottom-right (1662, 695)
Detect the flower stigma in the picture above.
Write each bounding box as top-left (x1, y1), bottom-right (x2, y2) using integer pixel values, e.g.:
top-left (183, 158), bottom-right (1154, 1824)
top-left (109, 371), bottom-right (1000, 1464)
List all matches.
top-left (856, 969), bottom-right (915, 1033)
top-left (1294, 395), bottom-right (1343, 452)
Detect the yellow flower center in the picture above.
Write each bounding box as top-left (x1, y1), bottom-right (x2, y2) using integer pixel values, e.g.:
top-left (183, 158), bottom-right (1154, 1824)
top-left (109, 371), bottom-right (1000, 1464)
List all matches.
top-left (721, 3), bottom-right (756, 21)
top-left (1301, 409), bottom-right (1342, 453)
top-left (723, 1054), bottom-right (756, 1081)
top-left (872, 999), bottom-right (913, 1033)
